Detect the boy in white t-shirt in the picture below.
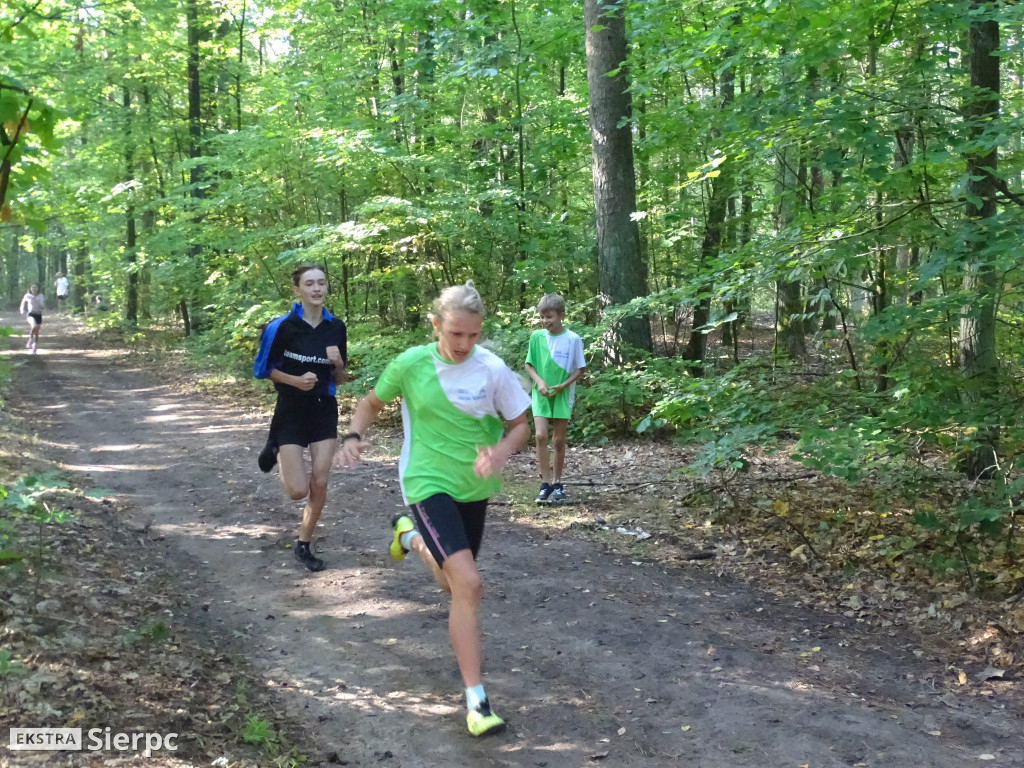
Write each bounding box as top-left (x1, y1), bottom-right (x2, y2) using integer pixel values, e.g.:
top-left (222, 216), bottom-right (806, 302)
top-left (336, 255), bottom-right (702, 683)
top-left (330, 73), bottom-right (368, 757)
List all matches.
top-left (525, 294), bottom-right (586, 503)
top-left (54, 272), bottom-right (69, 312)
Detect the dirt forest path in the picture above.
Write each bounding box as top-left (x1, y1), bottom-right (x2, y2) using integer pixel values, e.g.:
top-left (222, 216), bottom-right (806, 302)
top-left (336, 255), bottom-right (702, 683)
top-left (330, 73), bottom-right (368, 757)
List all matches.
top-left (5, 313), bottom-right (1023, 768)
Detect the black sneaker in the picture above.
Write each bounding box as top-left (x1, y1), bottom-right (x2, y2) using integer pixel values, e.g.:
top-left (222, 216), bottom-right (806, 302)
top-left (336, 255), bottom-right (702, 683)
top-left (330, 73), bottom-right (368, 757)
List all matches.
top-left (294, 541), bottom-right (324, 572)
top-left (258, 438), bottom-right (279, 473)
top-left (550, 483), bottom-right (566, 503)
top-left (535, 483), bottom-right (553, 504)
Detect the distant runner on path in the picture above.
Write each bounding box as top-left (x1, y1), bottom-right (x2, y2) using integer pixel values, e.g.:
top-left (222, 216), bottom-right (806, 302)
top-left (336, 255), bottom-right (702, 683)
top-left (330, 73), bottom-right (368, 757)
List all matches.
top-left (20, 283), bottom-right (45, 353)
top-left (253, 264), bottom-right (347, 572)
top-left (54, 272), bottom-right (69, 313)
top-left (339, 280), bottom-right (531, 738)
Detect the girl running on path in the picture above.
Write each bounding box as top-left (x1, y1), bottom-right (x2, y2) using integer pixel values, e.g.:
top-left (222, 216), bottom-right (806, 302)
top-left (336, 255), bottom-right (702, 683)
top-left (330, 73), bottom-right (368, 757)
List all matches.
top-left (253, 264), bottom-right (347, 572)
top-left (339, 280), bottom-right (530, 737)
top-left (20, 284), bottom-right (45, 352)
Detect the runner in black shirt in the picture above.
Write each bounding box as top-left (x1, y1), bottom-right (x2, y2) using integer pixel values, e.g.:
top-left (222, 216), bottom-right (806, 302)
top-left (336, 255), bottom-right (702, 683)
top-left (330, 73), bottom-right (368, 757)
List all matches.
top-left (253, 264), bottom-right (347, 571)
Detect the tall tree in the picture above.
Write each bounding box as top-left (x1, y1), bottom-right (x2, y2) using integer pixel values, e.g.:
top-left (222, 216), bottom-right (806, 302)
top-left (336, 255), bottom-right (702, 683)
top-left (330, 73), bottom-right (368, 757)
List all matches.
top-left (958, 2), bottom-right (1001, 479)
top-left (684, 17), bottom-right (739, 366)
top-left (123, 87), bottom-right (139, 325)
top-left (584, 0), bottom-right (651, 358)
top-left (183, 0), bottom-right (206, 337)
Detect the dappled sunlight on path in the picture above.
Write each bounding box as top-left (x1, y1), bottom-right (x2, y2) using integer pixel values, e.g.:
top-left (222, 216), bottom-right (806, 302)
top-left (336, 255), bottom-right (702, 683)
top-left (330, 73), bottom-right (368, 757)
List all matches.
top-left (3, 311), bottom-right (1020, 767)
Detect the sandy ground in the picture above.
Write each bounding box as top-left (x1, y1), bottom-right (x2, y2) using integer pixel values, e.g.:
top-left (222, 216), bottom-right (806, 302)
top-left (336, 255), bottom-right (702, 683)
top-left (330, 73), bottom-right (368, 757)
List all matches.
top-left (3, 313), bottom-right (1022, 767)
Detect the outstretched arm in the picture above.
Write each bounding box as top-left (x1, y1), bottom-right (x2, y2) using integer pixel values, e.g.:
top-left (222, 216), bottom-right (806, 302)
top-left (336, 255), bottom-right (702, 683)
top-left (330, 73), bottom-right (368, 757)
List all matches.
top-left (336, 390), bottom-right (387, 467)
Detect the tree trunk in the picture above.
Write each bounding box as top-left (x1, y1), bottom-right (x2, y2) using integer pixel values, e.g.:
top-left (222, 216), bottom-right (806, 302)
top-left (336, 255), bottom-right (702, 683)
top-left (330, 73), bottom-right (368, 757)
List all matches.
top-left (0, 95), bottom-right (32, 215)
top-left (236, 0), bottom-right (246, 131)
top-left (185, 0), bottom-right (205, 338)
top-left (684, 33), bottom-right (737, 368)
top-left (584, 0), bottom-right (651, 359)
top-left (958, 5), bottom-right (1000, 479)
top-left (123, 87), bottom-right (138, 327)
top-left (5, 232), bottom-right (20, 301)
top-left (179, 299), bottom-right (191, 337)
top-left (774, 144), bottom-right (806, 360)
top-left (72, 244), bottom-right (87, 312)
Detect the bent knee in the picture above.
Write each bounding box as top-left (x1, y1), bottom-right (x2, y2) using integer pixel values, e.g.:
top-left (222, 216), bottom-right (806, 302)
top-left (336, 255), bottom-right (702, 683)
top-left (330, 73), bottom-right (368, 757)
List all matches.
top-left (284, 485), bottom-right (308, 501)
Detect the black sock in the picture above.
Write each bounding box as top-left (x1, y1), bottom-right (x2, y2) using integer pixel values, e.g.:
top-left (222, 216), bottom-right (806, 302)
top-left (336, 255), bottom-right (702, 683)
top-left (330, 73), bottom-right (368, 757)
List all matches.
top-left (258, 437), bottom-right (279, 472)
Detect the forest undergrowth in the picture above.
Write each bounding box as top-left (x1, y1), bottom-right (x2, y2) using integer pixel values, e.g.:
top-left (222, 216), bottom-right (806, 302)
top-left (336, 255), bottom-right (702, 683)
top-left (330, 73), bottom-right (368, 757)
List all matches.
top-left (157, 321), bottom-right (1024, 696)
top-left (504, 443), bottom-right (1024, 692)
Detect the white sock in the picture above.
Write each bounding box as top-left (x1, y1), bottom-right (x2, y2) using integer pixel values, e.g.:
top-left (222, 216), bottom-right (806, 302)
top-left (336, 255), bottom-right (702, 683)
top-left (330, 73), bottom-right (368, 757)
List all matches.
top-left (466, 684), bottom-right (486, 710)
top-left (399, 530), bottom-right (419, 551)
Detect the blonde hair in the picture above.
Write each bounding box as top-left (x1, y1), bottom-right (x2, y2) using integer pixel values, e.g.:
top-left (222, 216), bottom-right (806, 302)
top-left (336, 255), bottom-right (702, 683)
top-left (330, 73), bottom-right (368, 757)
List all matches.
top-left (431, 280), bottom-right (485, 324)
top-left (537, 293), bottom-right (566, 314)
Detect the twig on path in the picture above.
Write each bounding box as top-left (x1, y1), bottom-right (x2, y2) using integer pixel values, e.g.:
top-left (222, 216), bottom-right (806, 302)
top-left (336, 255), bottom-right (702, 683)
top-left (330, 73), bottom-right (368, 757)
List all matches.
top-left (561, 478), bottom-right (684, 488)
top-left (563, 472), bottom-right (819, 489)
top-left (764, 509), bottom-right (821, 562)
top-left (754, 473), bottom-right (819, 484)
top-left (680, 550), bottom-right (716, 560)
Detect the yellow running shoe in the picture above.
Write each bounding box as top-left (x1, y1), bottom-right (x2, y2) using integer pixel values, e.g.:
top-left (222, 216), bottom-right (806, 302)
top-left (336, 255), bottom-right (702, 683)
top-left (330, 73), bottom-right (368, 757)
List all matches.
top-left (389, 515), bottom-right (416, 561)
top-left (467, 700), bottom-right (506, 737)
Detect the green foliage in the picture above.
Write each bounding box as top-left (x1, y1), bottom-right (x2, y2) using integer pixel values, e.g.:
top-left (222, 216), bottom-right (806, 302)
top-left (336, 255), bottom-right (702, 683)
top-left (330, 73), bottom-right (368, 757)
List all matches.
top-left (0, 473), bottom-right (73, 574)
top-left (239, 714), bottom-right (307, 766)
top-left (644, 360), bottom-right (779, 475)
top-left (124, 621), bottom-right (172, 645)
top-left (228, 669), bottom-right (306, 764)
top-left (340, 322), bottom-right (431, 394)
top-left (240, 715), bottom-right (275, 746)
top-left (0, 649), bottom-right (26, 680)
top-left (0, 648), bottom-right (28, 708)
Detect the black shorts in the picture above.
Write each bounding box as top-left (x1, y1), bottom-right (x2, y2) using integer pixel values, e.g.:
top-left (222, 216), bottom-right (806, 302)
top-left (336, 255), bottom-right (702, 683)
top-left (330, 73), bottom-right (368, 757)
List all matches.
top-left (410, 493), bottom-right (489, 565)
top-left (56, 293), bottom-right (68, 301)
top-left (28, 313), bottom-right (42, 325)
top-left (271, 394), bottom-right (338, 447)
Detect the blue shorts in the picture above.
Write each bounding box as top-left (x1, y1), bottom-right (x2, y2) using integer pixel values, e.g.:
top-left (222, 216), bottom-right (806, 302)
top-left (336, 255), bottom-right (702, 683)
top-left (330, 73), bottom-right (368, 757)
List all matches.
top-left (410, 493), bottom-right (489, 565)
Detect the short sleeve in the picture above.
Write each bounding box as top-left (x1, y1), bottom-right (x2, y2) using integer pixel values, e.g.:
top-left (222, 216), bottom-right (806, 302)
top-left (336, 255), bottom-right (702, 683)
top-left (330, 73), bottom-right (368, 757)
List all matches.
top-left (525, 330), bottom-right (540, 368)
top-left (492, 364), bottom-right (531, 421)
top-left (253, 315), bottom-right (287, 379)
top-left (571, 334), bottom-right (586, 371)
top-left (374, 349), bottom-right (412, 403)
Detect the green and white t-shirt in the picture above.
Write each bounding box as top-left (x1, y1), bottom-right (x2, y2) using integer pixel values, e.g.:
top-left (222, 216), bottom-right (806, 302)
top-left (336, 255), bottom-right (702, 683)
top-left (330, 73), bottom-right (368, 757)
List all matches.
top-left (526, 328), bottom-right (586, 419)
top-left (375, 343), bottom-right (531, 504)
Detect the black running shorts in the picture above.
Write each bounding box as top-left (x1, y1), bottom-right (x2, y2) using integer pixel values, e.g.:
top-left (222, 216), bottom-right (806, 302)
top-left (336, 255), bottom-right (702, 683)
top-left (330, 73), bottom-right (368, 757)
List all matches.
top-left (272, 394), bottom-right (338, 447)
top-left (28, 312), bottom-right (42, 325)
top-left (410, 493), bottom-right (489, 565)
